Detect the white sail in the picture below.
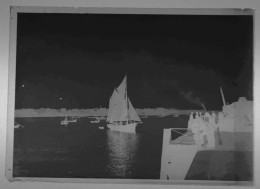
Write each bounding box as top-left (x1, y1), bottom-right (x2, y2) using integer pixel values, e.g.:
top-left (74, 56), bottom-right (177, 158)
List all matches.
top-left (107, 75), bottom-right (141, 124)
top-left (116, 75), bottom-right (127, 99)
top-left (107, 89), bottom-right (125, 122)
top-left (128, 98), bottom-right (141, 122)
top-left (107, 89), bottom-right (117, 122)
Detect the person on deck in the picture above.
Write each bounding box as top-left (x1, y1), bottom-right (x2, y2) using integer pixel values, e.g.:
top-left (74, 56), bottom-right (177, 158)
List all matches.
top-left (188, 112), bottom-right (194, 130)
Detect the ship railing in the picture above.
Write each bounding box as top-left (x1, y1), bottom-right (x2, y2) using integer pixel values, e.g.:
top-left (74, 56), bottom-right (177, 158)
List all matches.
top-left (169, 128), bottom-right (195, 145)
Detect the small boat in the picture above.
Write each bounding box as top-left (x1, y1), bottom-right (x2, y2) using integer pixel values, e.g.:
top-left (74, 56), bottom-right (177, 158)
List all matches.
top-left (90, 116), bottom-right (101, 123)
top-left (14, 122), bottom-right (24, 129)
top-left (173, 114), bottom-right (179, 118)
top-left (70, 116), bottom-right (77, 123)
top-left (106, 75), bottom-right (142, 133)
top-left (98, 126), bottom-right (105, 130)
top-left (91, 119), bottom-right (100, 123)
top-left (61, 116), bottom-right (77, 126)
top-left (99, 116), bottom-right (107, 120)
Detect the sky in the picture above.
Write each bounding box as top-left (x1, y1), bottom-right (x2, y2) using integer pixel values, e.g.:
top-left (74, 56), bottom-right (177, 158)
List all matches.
top-left (15, 12), bottom-right (253, 110)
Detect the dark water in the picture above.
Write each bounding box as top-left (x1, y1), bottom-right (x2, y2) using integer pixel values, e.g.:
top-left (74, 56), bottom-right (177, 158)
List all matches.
top-left (13, 116), bottom-right (188, 179)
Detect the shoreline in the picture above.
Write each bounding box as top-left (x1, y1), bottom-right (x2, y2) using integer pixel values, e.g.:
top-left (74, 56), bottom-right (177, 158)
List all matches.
top-left (14, 108), bottom-right (214, 118)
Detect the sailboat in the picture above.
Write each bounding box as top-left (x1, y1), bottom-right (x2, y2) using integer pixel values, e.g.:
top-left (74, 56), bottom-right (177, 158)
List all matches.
top-left (61, 116), bottom-right (77, 126)
top-left (106, 75), bottom-right (142, 133)
top-left (90, 116), bottom-right (101, 123)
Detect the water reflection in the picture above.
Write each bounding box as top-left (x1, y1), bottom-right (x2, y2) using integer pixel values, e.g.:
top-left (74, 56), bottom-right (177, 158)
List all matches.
top-left (106, 130), bottom-right (140, 178)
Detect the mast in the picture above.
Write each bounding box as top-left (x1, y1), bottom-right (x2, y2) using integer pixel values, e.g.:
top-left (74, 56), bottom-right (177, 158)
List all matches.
top-left (125, 75), bottom-right (128, 124)
top-left (201, 103), bottom-right (206, 112)
top-left (220, 87), bottom-right (226, 106)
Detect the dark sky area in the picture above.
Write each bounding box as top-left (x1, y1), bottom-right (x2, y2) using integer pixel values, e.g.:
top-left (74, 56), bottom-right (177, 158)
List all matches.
top-left (15, 12), bottom-right (253, 110)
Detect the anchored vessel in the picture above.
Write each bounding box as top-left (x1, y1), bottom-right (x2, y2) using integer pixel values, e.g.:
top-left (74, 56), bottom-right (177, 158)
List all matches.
top-left (14, 122), bottom-right (24, 129)
top-left (160, 88), bottom-right (253, 181)
top-left (106, 75), bottom-right (142, 133)
top-left (90, 116), bottom-right (101, 124)
top-left (61, 116), bottom-right (77, 126)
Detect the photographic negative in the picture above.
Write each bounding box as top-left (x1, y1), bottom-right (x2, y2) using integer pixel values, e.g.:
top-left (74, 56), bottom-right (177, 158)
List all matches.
top-left (6, 7), bottom-right (254, 185)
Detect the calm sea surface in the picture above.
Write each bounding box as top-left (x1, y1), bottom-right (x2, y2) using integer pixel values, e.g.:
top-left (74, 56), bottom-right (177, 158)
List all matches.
top-left (13, 116), bottom-right (188, 179)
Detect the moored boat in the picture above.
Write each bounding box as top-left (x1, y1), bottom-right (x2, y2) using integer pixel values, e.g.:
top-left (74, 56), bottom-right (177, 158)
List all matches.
top-left (14, 122), bottom-right (24, 129)
top-left (61, 116), bottom-right (77, 126)
top-left (90, 116), bottom-right (101, 123)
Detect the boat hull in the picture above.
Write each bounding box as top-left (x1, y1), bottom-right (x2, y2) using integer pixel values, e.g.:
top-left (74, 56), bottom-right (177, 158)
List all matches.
top-left (61, 118), bottom-right (77, 126)
top-left (14, 123), bottom-right (24, 129)
top-left (107, 122), bottom-right (137, 133)
top-left (91, 120), bottom-right (100, 123)
top-left (61, 121), bottom-right (69, 126)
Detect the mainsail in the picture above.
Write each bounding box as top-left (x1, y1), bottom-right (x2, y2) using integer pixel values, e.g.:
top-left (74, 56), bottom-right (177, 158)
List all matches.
top-left (107, 75), bottom-right (141, 123)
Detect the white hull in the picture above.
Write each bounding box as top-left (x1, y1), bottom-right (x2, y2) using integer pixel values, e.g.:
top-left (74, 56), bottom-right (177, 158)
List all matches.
top-left (91, 120), bottom-right (100, 123)
top-left (107, 122), bottom-right (137, 133)
top-left (61, 119), bottom-right (77, 125)
top-left (61, 121), bottom-right (69, 125)
top-left (14, 123), bottom-right (24, 129)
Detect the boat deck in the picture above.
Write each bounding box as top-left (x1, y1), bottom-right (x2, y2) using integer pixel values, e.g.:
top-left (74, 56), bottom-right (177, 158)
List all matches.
top-left (169, 129), bottom-right (196, 145)
top-left (168, 129), bottom-right (253, 151)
